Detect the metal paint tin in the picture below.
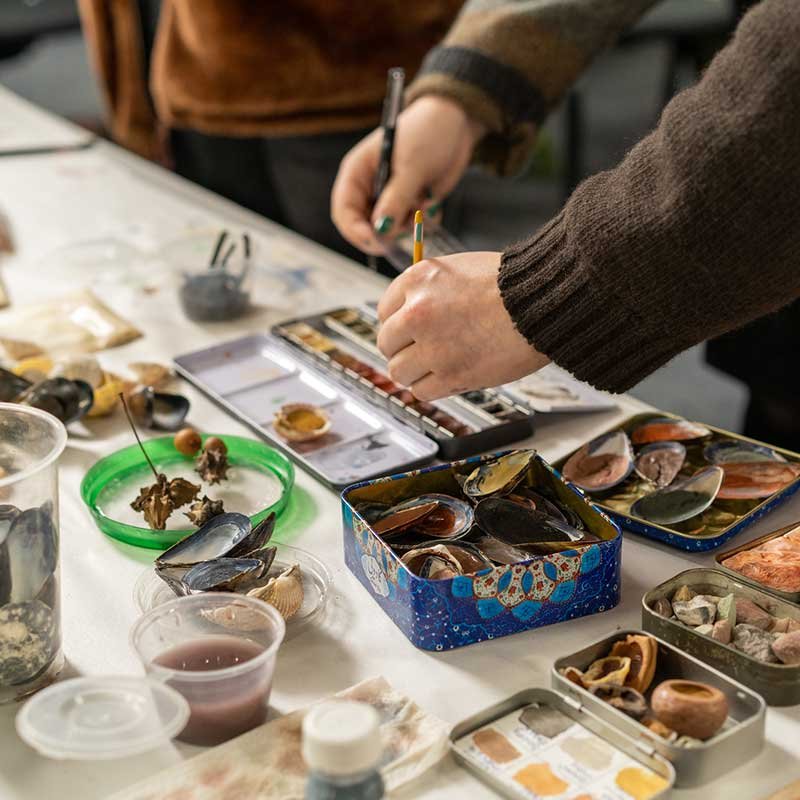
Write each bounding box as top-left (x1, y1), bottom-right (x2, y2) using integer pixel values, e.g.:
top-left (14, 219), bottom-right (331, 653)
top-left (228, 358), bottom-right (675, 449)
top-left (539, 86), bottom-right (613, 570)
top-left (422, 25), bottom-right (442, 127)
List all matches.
top-left (715, 522), bottom-right (800, 604)
top-left (341, 452), bottom-right (622, 651)
top-left (272, 308), bottom-right (535, 459)
top-left (552, 629), bottom-right (766, 787)
top-left (554, 412), bottom-right (800, 552)
top-left (642, 568), bottom-right (800, 706)
top-left (450, 688), bottom-right (675, 799)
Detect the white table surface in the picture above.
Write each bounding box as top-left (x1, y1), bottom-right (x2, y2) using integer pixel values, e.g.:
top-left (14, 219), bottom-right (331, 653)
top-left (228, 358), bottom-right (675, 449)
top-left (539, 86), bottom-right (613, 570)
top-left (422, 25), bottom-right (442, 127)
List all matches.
top-left (0, 86), bottom-right (94, 156)
top-left (0, 115), bottom-right (797, 800)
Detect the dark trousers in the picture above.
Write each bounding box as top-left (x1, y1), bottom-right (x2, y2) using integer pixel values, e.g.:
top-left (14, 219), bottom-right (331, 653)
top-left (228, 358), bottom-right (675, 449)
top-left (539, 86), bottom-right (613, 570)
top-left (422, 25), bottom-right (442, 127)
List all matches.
top-left (170, 128), bottom-right (371, 265)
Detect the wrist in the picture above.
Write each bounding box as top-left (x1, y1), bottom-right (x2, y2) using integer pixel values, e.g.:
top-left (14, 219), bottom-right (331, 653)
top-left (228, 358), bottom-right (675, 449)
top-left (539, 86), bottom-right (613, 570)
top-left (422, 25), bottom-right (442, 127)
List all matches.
top-left (411, 94), bottom-right (488, 148)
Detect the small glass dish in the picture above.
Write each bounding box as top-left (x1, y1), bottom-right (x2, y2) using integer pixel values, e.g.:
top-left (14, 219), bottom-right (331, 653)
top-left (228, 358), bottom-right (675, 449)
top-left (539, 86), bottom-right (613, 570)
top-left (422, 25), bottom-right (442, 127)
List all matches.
top-left (133, 543), bottom-right (331, 639)
top-left (131, 593), bottom-right (285, 747)
top-left (81, 434), bottom-right (294, 550)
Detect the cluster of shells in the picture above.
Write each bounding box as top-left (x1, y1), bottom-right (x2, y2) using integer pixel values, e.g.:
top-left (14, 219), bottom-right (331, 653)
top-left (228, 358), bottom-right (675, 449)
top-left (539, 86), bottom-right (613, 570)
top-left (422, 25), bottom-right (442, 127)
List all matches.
top-left (562, 417), bottom-right (800, 535)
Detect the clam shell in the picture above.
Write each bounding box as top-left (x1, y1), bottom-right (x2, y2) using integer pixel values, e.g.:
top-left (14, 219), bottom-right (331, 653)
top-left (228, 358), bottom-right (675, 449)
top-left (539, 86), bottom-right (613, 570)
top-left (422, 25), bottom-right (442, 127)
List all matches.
top-left (273, 403), bottom-right (331, 443)
top-left (248, 564), bottom-right (304, 620)
top-left (704, 438), bottom-right (786, 465)
top-left (716, 461), bottom-right (800, 500)
top-left (631, 417), bottom-right (711, 445)
top-left (634, 442), bottom-right (686, 489)
top-left (462, 450), bottom-right (535, 499)
top-left (562, 431), bottom-right (633, 492)
top-left (631, 466), bottom-right (723, 525)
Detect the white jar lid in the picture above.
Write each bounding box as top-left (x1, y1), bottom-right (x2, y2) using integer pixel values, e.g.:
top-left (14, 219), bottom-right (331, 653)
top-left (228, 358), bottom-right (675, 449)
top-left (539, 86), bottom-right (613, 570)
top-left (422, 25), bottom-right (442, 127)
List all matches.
top-left (16, 676), bottom-right (190, 760)
top-left (302, 701), bottom-right (382, 777)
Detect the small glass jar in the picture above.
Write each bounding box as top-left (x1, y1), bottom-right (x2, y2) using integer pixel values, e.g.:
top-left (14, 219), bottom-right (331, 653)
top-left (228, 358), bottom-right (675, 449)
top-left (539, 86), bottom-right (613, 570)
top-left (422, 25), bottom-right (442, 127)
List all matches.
top-left (0, 403), bottom-right (67, 703)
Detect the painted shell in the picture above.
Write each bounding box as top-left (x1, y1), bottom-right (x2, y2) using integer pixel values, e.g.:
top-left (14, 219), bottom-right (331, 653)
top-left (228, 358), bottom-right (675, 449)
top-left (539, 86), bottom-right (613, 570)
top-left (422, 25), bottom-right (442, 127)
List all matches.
top-left (248, 564), bottom-right (304, 619)
top-left (582, 655), bottom-right (632, 688)
top-left (716, 461), bottom-right (800, 500)
top-left (610, 634), bottom-right (658, 694)
top-left (562, 431), bottom-right (634, 492)
top-left (475, 496), bottom-right (591, 548)
top-left (182, 557), bottom-right (266, 593)
top-left (374, 494), bottom-right (474, 542)
top-left (630, 417), bottom-right (711, 446)
top-left (18, 378), bottom-right (94, 424)
top-left (631, 466), bottom-right (723, 525)
top-left (273, 403), bottom-right (331, 443)
top-left (402, 542), bottom-right (492, 579)
top-left (128, 386), bottom-right (190, 431)
top-left (704, 439), bottom-right (786, 465)
top-left (462, 450), bottom-right (535, 500)
top-left (634, 442), bottom-right (686, 489)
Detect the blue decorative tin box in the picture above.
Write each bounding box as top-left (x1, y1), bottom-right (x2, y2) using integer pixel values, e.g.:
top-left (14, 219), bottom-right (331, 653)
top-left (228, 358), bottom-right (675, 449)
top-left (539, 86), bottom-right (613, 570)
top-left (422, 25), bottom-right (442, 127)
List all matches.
top-left (341, 452), bottom-right (622, 651)
top-left (554, 412), bottom-right (800, 553)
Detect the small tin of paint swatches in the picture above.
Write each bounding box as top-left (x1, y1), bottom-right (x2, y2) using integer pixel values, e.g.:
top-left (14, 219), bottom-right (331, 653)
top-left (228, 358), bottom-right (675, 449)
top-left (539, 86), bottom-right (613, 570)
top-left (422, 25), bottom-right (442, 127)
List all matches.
top-left (272, 307), bottom-right (534, 458)
top-left (450, 688), bottom-right (674, 800)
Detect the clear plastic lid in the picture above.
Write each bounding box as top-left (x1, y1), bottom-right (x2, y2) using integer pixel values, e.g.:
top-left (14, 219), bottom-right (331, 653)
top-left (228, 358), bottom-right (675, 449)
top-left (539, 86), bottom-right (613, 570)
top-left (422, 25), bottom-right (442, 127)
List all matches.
top-left (16, 676), bottom-right (190, 760)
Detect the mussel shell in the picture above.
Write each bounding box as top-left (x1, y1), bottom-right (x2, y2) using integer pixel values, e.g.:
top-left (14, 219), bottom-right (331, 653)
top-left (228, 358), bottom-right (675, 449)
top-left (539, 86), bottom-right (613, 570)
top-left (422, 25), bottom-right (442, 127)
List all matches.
top-left (18, 378), bottom-right (94, 424)
top-left (716, 461), bottom-right (800, 500)
top-left (402, 541), bottom-right (492, 578)
top-left (562, 431), bottom-right (634, 492)
top-left (634, 442), bottom-right (686, 489)
top-left (377, 494), bottom-right (474, 542)
top-left (462, 450), bottom-right (535, 500)
top-left (182, 557), bottom-right (265, 592)
top-left (128, 386), bottom-right (190, 431)
top-left (630, 417), bottom-right (711, 446)
top-left (354, 502), bottom-right (391, 524)
top-left (227, 513), bottom-right (276, 558)
top-left (156, 512), bottom-right (252, 568)
top-left (475, 496), bottom-right (587, 547)
top-left (470, 533), bottom-right (532, 566)
top-left (631, 466), bottom-right (723, 525)
top-left (704, 439), bottom-right (786, 465)
top-left (5, 505), bottom-right (57, 604)
top-left (401, 545), bottom-right (462, 580)
top-left (0, 367), bottom-right (31, 402)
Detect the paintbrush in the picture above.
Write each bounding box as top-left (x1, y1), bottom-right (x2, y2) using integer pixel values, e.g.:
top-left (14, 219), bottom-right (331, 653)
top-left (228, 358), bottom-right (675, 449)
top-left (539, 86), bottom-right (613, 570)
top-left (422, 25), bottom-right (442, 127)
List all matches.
top-left (368, 67), bottom-right (405, 271)
top-left (413, 209), bottom-right (424, 264)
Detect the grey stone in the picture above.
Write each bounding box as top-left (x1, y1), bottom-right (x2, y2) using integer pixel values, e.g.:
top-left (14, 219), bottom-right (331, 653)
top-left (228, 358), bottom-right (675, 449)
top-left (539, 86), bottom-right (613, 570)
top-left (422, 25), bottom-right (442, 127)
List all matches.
top-left (733, 623), bottom-right (779, 663)
top-left (673, 596), bottom-right (717, 627)
top-left (695, 624), bottom-right (714, 636)
top-left (653, 597), bottom-right (673, 618)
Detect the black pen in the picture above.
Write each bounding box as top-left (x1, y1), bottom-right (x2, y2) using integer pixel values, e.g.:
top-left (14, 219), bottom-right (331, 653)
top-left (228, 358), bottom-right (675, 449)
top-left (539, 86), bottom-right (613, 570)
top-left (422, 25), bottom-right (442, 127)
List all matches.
top-left (368, 67), bottom-right (405, 271)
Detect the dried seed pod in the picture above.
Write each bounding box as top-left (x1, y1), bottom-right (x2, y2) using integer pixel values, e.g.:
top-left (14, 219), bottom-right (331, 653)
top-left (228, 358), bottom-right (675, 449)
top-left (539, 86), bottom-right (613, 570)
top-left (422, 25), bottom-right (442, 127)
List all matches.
top-left (196, 440), bottom-right (230, 484)
top-left (174, 427), bottom-right (202, 456)
top-left (610, 634), bottom-right (658, 694)
top-left (582, 656), bottom-right (631, 688)
top-left (185, 495), bottom-right (225, 527)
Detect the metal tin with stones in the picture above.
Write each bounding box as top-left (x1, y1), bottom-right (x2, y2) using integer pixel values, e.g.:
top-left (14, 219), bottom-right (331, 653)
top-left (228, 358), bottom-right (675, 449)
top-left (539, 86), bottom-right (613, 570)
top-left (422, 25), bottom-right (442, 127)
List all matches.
top-left (552, 629), bottom-right (765, 787)
top-left (450, 688), bottom-right (674, 800)
top-left (715, 521), bottom-right (800, 605)
top-left (643, 568), bottom-right (800, 706)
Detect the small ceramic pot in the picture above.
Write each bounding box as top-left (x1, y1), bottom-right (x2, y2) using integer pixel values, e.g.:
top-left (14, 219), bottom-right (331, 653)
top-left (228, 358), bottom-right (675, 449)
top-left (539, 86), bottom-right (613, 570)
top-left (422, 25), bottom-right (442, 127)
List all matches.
top-left (651, 679), bottom-right (729, 740)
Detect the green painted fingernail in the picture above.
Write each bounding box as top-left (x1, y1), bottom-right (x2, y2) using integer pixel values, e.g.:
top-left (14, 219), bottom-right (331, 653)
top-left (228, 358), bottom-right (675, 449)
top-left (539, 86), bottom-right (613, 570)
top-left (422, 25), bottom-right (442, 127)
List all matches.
top-left (374, 215), bottom-right (393, 235)
top-left (427, 202), bottom-right (442, 217)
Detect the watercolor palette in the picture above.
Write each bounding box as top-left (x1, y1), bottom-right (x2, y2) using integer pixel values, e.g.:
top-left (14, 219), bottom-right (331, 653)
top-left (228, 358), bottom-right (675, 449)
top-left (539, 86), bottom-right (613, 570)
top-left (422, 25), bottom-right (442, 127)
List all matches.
top-left (451, 688), bottom-right (674, 800)
top-left (174, 335), bottom-right (438, 489)
top-left (272, 307), bottom-right (534, 458)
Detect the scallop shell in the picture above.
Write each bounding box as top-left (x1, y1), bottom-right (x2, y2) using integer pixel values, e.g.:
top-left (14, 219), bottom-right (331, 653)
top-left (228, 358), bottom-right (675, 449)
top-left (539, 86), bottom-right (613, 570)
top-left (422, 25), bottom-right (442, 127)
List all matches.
top-left (273, 403), bottom-right (331, 443)
top-left (248, 564), bottom-right (304, 620)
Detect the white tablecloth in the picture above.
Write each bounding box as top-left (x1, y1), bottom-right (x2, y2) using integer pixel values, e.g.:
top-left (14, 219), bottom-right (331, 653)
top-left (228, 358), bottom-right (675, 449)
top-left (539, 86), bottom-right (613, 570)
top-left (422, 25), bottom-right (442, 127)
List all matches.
top-left (0, 110), bottom-right (797, 800)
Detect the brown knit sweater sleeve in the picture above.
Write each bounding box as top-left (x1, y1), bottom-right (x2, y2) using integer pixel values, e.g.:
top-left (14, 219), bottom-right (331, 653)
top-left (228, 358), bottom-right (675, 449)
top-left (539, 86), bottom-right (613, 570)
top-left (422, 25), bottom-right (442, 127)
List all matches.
top-left (499, 0), bottom-right (800, 394)
top-left (406, 0), bottom-right (659, 174)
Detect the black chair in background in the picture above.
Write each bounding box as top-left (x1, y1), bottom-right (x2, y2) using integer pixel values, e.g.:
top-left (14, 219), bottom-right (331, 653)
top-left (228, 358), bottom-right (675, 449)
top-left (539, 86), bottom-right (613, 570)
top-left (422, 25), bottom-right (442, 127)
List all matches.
top-left (0, 0), bottom-right (80, 63)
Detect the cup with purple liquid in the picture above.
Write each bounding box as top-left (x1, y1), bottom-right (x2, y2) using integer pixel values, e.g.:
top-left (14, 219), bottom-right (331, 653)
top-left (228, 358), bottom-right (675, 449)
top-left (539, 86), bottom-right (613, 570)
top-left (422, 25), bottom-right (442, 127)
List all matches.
top-left (131, 593), bottom-right (285, 746)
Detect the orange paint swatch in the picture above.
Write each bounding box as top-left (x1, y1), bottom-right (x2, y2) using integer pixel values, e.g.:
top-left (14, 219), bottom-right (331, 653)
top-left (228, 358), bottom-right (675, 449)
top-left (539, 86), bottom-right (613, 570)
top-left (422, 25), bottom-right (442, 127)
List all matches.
top-left (473, 728), bottom-right (521, 764)
top-left (513, 763), bottom-right (568, 796)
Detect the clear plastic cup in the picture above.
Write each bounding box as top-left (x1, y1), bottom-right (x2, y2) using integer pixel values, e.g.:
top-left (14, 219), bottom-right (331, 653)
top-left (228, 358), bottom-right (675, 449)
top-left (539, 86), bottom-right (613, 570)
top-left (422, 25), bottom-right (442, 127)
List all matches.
top-left (0, 403), bottom-right (67, 703)
top-left (130, 593), bottom-right (285, 746)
